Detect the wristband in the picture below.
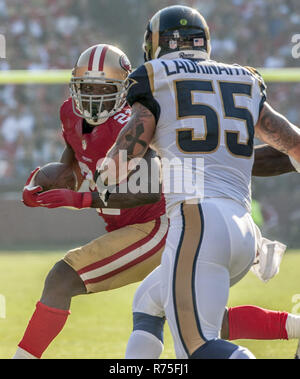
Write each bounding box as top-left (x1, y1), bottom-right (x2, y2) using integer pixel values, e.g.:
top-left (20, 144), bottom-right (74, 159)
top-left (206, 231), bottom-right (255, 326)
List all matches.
top-left (99, 189), bottom-right (111, 206)
top-left (289, 156), bottom-right (300, 173)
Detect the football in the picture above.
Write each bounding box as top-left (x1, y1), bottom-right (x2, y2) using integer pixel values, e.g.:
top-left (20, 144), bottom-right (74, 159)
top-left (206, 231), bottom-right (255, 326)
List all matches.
top-left (32, 162), bottom-right (77, 192)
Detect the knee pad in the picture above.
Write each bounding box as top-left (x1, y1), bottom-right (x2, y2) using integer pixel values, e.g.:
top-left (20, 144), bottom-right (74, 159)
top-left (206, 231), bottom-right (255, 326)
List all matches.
top-left (190, 339), bottom-right (254, 359)
top-left (132, 267), bottom-right (164, 318)
top-left (133, 312), bottom-right (165, 343)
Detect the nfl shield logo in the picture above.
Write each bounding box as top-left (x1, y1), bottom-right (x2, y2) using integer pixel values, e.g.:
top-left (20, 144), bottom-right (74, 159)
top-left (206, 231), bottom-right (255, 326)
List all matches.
top-left (82, 139), bottom-right (87, 150)
top-left (119, 55), bottom-right (132, 72)
top-left (173, 30), bottom-right (180, 38)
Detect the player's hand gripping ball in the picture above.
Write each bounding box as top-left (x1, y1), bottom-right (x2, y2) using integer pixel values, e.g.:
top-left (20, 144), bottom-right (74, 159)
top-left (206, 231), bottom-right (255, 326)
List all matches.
top-left (32, 162), bottom-right (77, 192)
top-left (22, 163), bottom-right (77, 207)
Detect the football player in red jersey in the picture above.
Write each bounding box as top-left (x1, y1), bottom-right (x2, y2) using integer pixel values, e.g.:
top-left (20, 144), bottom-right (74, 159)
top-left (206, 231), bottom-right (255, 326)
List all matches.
top-left (15, 42), bottom-right (300, 359)
top-left (16, 44), bottom-right (168, 359)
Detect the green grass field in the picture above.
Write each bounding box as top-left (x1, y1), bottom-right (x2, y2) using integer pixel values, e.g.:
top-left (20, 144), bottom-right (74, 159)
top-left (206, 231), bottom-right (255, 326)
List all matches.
top-left (0, 249), bottom-right (299, 359)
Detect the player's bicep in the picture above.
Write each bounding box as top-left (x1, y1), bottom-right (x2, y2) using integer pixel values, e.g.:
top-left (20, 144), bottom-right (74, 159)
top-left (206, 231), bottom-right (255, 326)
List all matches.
top-left (255, 102), bottom-right (300, 159)
top-left (60, 142), bottom-right (76, 166)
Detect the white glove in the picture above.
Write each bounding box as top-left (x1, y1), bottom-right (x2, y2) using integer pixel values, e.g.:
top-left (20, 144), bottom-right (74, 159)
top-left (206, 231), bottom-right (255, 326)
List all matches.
top-left (289, 156), bottom-right (300, 173)
top-left (251, 224), bottom-right (287, 283)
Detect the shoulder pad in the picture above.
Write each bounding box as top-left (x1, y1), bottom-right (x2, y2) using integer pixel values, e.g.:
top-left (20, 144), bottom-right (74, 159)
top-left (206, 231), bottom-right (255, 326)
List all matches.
top-left (126, 63), bottom-right (160, 123)
top-left (244, 66), bottom-right (265, 87)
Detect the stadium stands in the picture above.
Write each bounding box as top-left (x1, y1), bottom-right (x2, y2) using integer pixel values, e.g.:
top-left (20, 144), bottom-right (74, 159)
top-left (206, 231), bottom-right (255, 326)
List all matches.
top-left (0, 0), bottom-right (299, 246)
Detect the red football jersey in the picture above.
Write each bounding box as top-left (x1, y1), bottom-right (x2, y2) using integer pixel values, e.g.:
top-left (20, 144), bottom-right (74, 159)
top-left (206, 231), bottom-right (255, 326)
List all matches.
top-left (60, 98), bottom-right (166, 232)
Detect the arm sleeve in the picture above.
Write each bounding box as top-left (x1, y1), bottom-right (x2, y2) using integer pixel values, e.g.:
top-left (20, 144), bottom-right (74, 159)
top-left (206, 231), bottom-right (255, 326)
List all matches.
top-left (126, 64), bottom-right (161, 124)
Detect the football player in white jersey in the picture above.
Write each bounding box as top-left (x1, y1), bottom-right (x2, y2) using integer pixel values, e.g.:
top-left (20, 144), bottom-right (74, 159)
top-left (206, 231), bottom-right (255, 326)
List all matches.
top-left (97, 5), bottom-right (300, 359)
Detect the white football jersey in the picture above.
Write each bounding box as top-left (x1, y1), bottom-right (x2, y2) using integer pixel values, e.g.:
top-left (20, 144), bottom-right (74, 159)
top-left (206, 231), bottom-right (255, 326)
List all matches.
top-left (127, 59), bottom-right (266, 214)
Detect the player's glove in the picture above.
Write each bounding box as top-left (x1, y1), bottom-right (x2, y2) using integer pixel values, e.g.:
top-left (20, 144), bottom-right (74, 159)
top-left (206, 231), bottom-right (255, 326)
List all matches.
top-left (22, 167), bottom-right (43, 207)
top-left (36, 189), bottom-right (93, 209)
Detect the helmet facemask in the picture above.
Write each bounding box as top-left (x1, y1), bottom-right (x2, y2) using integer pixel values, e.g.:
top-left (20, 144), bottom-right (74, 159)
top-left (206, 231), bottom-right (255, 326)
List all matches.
top-left (70, 75), bottom-right (128, 125)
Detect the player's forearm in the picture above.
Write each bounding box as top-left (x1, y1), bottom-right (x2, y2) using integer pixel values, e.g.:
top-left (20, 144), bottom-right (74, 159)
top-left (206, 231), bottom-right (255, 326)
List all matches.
top-left (252, 144), bottom-right (295, 176)
top-left (90, 191), bottom-right (161, 209)
top-left (60, 143), bottom-right (76, 166)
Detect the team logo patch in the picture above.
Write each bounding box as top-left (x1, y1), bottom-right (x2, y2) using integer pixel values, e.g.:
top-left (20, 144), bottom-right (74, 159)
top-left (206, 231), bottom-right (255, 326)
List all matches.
top-left (173, 30), bottom-right (180, 38)
top-left (180, 18), bottom-right (188, 26)
top-left (179, 52), bottom-right (195, 58)
top-left (126, 77), bottom-right (138, 91)
top-left (120, 55), bottom-right (132, 72)
top-left (82, 138), bottom-right (87, 150)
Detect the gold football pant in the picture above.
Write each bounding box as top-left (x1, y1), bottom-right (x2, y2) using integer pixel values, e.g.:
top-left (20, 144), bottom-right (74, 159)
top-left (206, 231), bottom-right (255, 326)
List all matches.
top-left (64, 215), bottom-right (169, 293)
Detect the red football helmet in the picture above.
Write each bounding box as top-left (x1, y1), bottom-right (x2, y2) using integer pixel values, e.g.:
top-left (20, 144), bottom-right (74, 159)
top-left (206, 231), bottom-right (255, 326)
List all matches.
top-left (70, 44), bottom-right (132, 125)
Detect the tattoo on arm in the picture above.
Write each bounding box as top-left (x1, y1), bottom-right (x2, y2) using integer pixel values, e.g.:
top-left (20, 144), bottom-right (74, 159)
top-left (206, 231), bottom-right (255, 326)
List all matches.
top-left (107, 103), bottom-right (155, 161)
top-left (257, 103), bottom-right (300, 155)
top-left (125, 123), bottom-right (147, 157)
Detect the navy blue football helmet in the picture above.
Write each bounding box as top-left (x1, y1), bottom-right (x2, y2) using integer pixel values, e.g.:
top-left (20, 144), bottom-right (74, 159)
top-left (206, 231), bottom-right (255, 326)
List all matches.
top-left (143, 5), bottom-right (211, 61)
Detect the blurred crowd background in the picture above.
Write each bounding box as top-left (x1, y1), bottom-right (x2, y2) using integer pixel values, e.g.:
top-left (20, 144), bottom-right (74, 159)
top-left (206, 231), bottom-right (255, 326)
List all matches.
top-left (0, 0), bottom-right (299, 246)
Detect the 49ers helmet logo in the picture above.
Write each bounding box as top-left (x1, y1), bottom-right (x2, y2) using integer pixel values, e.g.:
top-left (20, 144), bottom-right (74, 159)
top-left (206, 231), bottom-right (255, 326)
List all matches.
top-left (119, 54), bottom-right (132, 72)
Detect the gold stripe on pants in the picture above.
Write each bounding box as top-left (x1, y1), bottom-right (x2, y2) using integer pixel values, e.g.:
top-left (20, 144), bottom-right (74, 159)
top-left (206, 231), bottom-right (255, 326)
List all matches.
top-left (174, 203), bottom-right (206, 357)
